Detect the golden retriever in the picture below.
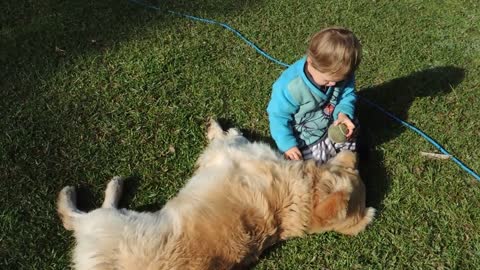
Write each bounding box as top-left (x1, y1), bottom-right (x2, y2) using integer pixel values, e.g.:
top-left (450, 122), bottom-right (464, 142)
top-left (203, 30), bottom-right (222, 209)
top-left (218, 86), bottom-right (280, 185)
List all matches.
top-left (57, 119), bottom-right (375, 270)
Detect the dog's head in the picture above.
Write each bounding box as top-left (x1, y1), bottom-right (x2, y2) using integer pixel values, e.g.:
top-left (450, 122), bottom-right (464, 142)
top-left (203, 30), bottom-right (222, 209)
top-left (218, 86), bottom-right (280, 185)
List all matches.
top-left (304, 151), bottom-right (361, 233)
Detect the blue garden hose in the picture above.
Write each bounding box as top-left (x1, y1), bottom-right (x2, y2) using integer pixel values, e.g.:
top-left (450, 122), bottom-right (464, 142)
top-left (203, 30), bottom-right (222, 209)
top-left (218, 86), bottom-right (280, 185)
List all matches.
top-left (128, 0), bottom-right (480, 181)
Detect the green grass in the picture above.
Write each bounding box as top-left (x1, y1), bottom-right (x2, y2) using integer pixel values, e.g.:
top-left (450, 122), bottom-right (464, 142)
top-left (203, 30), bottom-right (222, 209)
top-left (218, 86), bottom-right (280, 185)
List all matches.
top-left (1, 0), bottom-right (480, 269)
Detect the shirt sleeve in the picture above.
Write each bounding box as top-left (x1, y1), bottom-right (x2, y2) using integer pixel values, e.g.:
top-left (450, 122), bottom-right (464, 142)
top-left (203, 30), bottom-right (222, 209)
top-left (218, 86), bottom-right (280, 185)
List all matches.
top-left (267, 84), bottom-right (300, 153)
top-left (333, 74), bottom-right (357, 120)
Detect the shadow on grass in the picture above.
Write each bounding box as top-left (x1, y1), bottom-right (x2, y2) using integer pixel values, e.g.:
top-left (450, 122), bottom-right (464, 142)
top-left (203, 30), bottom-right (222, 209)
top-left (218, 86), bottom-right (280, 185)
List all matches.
top-left (116, 174), bottom-right (170, 212)
top-left (357, 66), bottom-right (465, 211)
top-left (75, 173), bottom-right (174, 213)
top-left (1, 0), bottom-right (260, 111)
top-left (1, 3), bottom-right (259, 263)
top-left (1, 0), bottom-right (262, 192)
top-left (74, 174), bottom-right (143, 211)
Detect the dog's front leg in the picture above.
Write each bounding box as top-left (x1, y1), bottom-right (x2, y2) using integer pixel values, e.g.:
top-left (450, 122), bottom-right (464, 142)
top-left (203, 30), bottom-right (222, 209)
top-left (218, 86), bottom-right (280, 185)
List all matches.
top-left (207, 118), bottom-right (226, 141)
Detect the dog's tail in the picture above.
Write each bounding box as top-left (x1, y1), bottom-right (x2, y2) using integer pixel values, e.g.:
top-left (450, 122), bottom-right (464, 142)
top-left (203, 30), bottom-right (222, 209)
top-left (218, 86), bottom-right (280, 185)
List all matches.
top-left (57, 186), bottom-right (84, 231)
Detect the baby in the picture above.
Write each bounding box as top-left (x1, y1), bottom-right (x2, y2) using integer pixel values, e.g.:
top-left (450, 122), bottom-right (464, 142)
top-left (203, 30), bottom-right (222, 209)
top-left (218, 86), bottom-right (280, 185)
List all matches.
top-left (267, 27), bottom-right (361, 164)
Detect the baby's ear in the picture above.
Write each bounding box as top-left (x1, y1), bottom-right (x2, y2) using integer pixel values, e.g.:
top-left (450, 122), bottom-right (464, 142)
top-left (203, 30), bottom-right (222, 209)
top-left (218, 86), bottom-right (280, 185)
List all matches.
top-left (328, 151), bottom-right (357, 169)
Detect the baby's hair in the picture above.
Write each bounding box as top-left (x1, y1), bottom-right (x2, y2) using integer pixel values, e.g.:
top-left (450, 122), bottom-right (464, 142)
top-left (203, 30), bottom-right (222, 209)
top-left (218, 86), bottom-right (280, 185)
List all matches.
top-left (307, 27), bottom-right (361, 79)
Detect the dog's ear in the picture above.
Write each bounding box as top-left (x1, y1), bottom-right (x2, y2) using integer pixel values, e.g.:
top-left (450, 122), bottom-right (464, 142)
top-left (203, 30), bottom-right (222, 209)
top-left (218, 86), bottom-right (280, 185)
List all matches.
top-left (308, 173), bottom-right (350, 232)
top-left (304, 162), bottom-right (341, 227)
top-left (313, 190), bottom-right (349, 222)
top-left (327, 151), bottom-right (357, 169)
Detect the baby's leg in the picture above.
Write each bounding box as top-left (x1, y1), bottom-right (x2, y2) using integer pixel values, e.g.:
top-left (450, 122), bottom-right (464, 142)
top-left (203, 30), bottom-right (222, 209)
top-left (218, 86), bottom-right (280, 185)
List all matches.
top-left (332, 139), bottom-right (357, 152)
top-left (300, 137), bottom-right (337, 165)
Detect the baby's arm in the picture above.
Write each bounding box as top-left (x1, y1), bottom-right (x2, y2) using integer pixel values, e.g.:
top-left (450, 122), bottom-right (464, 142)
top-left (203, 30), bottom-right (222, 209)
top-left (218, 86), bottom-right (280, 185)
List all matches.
top-left (333, 74), bottom-right (357, 121)
top-left (333, 75), bottom-right (357, 137)
top-left (267, 86), bottom-right (299, 153)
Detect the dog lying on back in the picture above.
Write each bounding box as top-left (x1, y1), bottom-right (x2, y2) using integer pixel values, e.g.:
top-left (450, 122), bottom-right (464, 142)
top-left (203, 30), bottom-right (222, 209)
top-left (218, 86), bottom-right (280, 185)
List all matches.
top-left (57, 119), bottom-right (375, 269)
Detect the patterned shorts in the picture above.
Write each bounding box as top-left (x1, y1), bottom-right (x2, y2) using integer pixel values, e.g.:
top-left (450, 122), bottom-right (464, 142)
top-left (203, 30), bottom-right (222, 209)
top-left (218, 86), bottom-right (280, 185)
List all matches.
top-left (300, 136), bottom-right (357, 165)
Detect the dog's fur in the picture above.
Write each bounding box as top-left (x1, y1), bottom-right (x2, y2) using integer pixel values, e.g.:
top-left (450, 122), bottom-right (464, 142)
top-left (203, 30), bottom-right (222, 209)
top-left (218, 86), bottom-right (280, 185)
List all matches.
top-left (58, 119), bottom-right (375, 270)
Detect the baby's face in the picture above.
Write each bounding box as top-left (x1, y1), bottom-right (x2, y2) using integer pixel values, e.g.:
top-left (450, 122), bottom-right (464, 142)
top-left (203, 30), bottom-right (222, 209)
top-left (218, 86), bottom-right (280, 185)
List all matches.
top-left (306, 57), bottom-right (344, 87)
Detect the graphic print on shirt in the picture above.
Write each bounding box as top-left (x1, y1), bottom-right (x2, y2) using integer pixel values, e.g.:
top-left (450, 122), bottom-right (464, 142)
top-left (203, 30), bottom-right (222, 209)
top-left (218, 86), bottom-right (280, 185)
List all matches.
top-left (322, 103), bottom-right (335, 117)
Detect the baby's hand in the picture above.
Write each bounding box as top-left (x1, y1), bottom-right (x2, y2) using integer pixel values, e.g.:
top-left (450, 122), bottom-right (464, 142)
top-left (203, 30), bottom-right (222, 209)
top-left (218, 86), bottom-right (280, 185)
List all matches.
top-left (284, 146), bottom-right (303, 160)
top-left (334, 112), bottom-right (356, 138)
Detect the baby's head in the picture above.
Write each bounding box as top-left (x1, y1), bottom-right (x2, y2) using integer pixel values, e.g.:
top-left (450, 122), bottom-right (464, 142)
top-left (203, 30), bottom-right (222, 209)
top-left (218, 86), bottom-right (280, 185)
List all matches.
top-left (306, 27), bottom-right (361, 86)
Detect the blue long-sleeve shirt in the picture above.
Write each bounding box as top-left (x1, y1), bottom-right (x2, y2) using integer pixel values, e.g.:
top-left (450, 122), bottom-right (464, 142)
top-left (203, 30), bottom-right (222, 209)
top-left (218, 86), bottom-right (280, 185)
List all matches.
top-left (267, 57), bottom-right (357, 153)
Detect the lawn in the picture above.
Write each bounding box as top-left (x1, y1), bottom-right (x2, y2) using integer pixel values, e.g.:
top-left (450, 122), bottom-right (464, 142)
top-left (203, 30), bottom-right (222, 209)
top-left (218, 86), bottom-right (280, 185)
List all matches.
top-left (1, 0), bottom-right (480, 269)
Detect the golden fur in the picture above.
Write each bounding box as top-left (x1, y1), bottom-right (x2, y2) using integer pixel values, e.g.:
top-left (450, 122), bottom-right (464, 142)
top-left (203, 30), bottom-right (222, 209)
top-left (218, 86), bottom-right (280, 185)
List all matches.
top-left (57, 119), bottom-right (375, 269)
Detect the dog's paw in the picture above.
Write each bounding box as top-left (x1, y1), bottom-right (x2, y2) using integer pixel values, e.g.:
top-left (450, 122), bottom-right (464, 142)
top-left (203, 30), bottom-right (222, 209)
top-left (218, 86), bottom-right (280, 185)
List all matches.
top-left (60, 186), bottom-right (77, 204)
top-left (106, 176), bottom-right (124, 196)
top-left (365, 207), bottom-right (376, 222)
top-left (109, 176), bottom-right (124, 187)
top-left (102, 176), bottom-right (125, 208)
top-left (57, 186), bottom-right (77, 231)
top-left (227, 128), bottom-right (242, 137)
top-left (206, 118), bottom-right (224, 141)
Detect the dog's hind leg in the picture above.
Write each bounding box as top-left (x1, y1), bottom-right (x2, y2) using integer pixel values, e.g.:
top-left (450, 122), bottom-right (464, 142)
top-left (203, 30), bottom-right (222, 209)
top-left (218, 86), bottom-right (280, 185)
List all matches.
top-left (57, 186), bottom-right (85, 231)
top-left (102, 176), bottom-right (124, 209)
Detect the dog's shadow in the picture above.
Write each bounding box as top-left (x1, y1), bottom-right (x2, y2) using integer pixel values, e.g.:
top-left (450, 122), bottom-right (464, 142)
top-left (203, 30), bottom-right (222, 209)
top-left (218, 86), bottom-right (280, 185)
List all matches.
top-left (357, 66), bottom-right (464, 212)
top-left (75, 174), bottom-right (167, 212)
